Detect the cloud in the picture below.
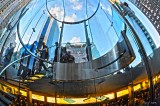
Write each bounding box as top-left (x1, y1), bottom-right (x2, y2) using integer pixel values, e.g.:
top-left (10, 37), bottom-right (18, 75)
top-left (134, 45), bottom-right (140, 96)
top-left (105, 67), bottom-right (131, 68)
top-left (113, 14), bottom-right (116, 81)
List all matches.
top-left (49, 6), bottom-right (64, 21)
top-left (72, 3), bottom-right (82, 10)
top-left (69, 0), bottom-right (82, 10)
top-left (69, 0), bottom-right (77, 3)
top-left (64, 14), bottom-right (77, 22)
top-left (70, 37), bottom-right (81, 43)
top-left (49, 6), bottom-right (77, 22)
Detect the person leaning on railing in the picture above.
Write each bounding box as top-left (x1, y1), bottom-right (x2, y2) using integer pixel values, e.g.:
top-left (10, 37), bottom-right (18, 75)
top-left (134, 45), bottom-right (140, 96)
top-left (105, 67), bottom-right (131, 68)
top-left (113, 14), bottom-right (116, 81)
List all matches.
top-left (4, 43), bottom-right (15, 66)
top-left (37, 42), bottom-right (49, 73)
top-left (60, 51), bottom-right (75, 63)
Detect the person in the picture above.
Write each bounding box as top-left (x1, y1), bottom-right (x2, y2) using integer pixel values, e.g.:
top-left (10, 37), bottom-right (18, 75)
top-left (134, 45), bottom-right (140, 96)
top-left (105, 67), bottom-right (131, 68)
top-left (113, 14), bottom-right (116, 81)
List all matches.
top-left (38, 42), bottom-right (49, 73)
top-left (53, 42), bottom-right (59, 62)
top-left (156, 84), bottom-right (160, 105)
top-left (17, 44), bottom-right (30, 77)
top-left (4, 43), bottom-right (14, 66)
top-left (31, 49), bottom-right (40, 74)
top-left (120, 2), bottom-right (135, 16)
top-left (67, 51), bottom-right (75, 63)
top-left (61, 47), bottom-right (67, 58)
top-left (86, 47), bottom-right (89, 61)
top-left (60, 50), bottom-right (75, 63)
top-left (60, 47), bottom-right (68, 63)
top-left (27, 41), bottom-right (38, 75)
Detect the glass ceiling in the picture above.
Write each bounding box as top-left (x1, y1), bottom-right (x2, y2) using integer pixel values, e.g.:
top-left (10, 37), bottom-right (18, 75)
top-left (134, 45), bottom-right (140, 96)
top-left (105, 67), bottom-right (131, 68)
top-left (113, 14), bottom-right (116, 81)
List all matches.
top-left (46, 0), bottom-right (100, 23)
top-left (15, 0), bottom-right (122, 61)
top-left (0, 0), bottom-right (156, 103)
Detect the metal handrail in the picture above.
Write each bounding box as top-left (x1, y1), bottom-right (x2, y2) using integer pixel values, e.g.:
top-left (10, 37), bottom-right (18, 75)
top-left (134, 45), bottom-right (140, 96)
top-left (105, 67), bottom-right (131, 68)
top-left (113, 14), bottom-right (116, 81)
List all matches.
top-left (95, 50), bottom-right (126, 70)
top-left (0, 54), bottom-right (31, 77)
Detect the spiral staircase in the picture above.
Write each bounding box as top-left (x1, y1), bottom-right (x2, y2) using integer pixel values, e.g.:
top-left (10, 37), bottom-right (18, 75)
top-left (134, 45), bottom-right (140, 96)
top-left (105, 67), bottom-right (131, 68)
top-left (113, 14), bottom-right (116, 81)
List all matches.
top-left (0, 0), bottom-right (160, 105)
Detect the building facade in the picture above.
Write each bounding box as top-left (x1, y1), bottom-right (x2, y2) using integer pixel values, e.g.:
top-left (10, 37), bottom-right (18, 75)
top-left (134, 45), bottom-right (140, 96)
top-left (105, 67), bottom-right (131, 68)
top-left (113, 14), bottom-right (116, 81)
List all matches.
top-left (0, 0), bottom-right (31, 37)
top-left (37, 17), bottom-right (60, 61)
top-left (0, 0), bottom-right (32, 56)
top-left (129, 0), bottom-right (160, 35)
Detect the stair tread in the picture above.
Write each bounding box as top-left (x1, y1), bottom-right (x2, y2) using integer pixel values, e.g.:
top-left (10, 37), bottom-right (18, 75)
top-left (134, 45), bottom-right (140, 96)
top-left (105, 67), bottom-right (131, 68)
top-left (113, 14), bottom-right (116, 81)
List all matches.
top-left (0, 101), bottom-right (6, 106)
top-left (0, 90), bottom-right (17, 100)
top-left (0, 93), bottom-right (12, 105)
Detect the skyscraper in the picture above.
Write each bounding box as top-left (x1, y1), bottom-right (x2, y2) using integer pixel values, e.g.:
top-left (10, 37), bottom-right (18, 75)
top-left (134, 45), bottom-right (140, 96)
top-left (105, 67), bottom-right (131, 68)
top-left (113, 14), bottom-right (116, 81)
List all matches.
top-left (0, 0), bottom-right (32, 56)
top-left (37, 17), bottom-right (60, 60)
top-left (0, 0), bottom-right (31, 36)
top-left (91, 44), bottom-right (100, 59)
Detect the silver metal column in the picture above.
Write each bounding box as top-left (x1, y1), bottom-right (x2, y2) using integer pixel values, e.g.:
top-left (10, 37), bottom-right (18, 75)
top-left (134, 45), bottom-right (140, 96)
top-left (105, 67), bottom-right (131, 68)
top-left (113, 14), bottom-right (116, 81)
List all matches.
top-left (84, 21), bottom-right (92, 61)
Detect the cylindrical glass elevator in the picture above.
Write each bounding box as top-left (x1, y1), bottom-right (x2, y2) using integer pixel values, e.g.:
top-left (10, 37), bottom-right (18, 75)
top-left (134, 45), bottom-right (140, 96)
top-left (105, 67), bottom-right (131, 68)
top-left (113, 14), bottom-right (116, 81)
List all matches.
top-left (0, 0), bottom-right (160, 105)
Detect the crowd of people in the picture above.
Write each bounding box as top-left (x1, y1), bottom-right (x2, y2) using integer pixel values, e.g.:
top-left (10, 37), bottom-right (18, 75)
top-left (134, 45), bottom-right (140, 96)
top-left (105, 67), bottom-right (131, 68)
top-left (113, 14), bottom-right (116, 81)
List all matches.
top-left (0, 41), bottom-right (76, 79)
top-left (54, 42), bottom-right (75, 63)
top-left (10, 82), bottom-right (160, 106)
top-left (17, 41), bottom-right (75, 78)
top-left (0, 43), bottom-right (15, 67)
top-left (16, 41), bottom-right (75, 79)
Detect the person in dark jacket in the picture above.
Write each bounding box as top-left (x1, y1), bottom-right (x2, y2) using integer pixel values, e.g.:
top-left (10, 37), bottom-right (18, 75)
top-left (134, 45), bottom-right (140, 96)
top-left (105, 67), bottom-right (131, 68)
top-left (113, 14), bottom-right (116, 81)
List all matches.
top-left (38, 42), bottom-right (49, 72)
top-left (60, 48), bottom-right (68, 63)
top-left (17, 44), bottom-right (31, 77)
top-left (4, 43), bottom-right (14, 66)
top-left (67, 51), bottom-right (75, 63)
top-left (53, 42), bottom-right (59, 62)
top-left (60, 51), bottom-right (75, 63)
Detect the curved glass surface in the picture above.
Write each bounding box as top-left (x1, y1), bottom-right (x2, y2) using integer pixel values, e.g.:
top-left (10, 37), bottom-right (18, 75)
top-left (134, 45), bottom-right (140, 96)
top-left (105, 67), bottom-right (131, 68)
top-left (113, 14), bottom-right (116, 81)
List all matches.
top-left (46, 0), bottom-right (100, 23)
top-left (0, 0), bottom-right (159, 105)
top-left (13, 0), bottom-right (129, 63)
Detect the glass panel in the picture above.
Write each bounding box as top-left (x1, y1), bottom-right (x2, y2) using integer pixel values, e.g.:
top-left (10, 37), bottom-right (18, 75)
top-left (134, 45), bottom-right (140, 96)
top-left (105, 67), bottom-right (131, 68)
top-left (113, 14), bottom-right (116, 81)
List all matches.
top-left (111, 7), bottom-right (142, 67)
top-left (61, 23), bottom-right (86, 63)
top-left (125, 15), bottom-right (153, 56)
top-left (62, 23), bottom-right (86, 44)
top-left (64, 0), bottom-right (86, 22)
top-left (1, 1), bottom-right (158, 105)
top-left (126, 27), bottom-right (141, 67)
top-left (112, 8), bottom-right (125, 38)
top-left (88, 6), bottom-right (119, 59)
top-left (47, 0), bottom-right (99, 23)
top-left (100, 0), bottom-right (113, 21)
top-left (46, 0), bottom-right (64, 21)
top-left (17, 0), bottom-right (63, 62)
top-left (86, 0), bottom-right (99, 18)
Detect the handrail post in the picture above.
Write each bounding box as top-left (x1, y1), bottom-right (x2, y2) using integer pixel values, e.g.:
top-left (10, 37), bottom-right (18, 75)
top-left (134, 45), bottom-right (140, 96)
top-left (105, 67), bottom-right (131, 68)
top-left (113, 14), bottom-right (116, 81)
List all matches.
top-left (84, 21), bottom-right (92, 61)
top-left (28, 90), bottom-right (32, 105)
top-left (4, 70), bottom-right (7, 80)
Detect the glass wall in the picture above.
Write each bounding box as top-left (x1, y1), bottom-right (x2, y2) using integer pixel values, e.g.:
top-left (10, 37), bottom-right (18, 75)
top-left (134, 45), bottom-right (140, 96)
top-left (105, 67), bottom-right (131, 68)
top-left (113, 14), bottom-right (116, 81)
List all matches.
top-left (0, 0), bottom-right (159, 105)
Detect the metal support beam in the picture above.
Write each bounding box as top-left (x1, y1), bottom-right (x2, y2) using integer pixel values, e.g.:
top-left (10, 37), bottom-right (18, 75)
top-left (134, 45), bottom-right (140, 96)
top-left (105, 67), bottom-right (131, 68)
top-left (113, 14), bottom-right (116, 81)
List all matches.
top-left (57, 23), bottom-right (64, 62)
top-left (128, 85), bottom-right (134, 105)
top-left (84, 21), bottom-right (92, 61)
top-left (28, 91), bottom-right (32, 105)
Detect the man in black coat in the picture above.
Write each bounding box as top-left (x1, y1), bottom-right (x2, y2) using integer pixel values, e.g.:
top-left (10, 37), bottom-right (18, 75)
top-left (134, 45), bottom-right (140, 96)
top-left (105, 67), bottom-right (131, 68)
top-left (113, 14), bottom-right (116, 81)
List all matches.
top-left (38, 42), bottom-right (49, 72)
top-left (4, 43), bottom-right (14, 66)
